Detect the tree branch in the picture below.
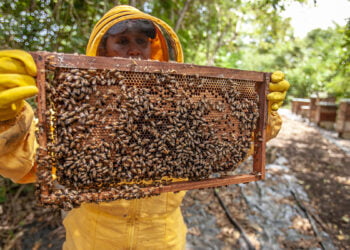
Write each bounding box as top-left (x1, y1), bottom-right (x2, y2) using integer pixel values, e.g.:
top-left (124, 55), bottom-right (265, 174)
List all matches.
top-left (214, 189), bottom-right (256, 250)
top-left (175, 0), bottom-right (192, 32)
top-left (290, 190), bottom-right (327, 250)
top-left (129, 0), bottom-right (136, 7)
top-left (207, 22), bottom-right (233, 65)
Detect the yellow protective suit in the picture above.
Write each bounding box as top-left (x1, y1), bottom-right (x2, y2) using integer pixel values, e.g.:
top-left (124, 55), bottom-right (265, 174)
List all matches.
top-left (0, 5), bottom-right (288, 250)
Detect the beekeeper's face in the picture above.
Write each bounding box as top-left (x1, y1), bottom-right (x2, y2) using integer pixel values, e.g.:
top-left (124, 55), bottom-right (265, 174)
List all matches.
top-left (105, 30), bottom-right (151, 60)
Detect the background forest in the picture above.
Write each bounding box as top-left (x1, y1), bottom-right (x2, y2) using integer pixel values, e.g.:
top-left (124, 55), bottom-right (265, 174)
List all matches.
top-left (0, 0), bottom-right (349, 100)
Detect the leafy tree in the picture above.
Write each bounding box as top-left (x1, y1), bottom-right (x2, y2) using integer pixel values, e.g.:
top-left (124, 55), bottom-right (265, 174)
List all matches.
top-left (0, 0), bottom-right (307, 63)
top-left (0, 0), bottom-right (133, 53)
top-left (237, 21), bottom-right (349, 100)
top-left (2, 0), bottom-right (347, 99)
top-left (327, 19), bottom-right (350, 98)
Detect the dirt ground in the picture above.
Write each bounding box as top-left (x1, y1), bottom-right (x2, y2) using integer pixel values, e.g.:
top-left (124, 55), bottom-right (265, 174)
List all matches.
top-left (268, 111), bottom-right (350, 249)
top-left (0, 110), bottom-right (349, 249)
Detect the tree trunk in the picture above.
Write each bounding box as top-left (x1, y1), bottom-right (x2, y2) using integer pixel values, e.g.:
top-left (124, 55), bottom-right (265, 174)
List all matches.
top-left (129, 0), bottom-right (136, 7)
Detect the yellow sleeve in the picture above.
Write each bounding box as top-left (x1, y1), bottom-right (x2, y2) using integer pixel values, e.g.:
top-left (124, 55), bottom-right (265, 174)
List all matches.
top-left (0, 102), bottom-right (38, 183)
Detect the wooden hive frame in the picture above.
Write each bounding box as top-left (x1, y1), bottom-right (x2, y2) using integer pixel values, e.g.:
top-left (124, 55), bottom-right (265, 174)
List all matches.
top-left (31, 52), bottom-right (269, 209)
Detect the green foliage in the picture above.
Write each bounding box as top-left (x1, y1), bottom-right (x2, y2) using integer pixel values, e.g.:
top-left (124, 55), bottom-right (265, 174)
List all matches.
top-left (328, 19), bottom-right (350, 98)
top-left (0, 0), bottom-right (348, 99)
top-left (237, 22), bottom-right (349, 100)
top-left (0, 0), bottom-right (132, 53)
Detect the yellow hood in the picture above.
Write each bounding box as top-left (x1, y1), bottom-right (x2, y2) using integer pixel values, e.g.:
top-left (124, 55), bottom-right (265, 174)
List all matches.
top-left (86, 5), bottom-right (183, 63)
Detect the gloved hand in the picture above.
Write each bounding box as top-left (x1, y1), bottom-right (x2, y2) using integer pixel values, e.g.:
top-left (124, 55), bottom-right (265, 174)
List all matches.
top-left (0, 50), bottom-right (38, 121)
top-left (266, 71), bottom-right (290, 141)
top-left (267, 71), bottom-right (290, 111)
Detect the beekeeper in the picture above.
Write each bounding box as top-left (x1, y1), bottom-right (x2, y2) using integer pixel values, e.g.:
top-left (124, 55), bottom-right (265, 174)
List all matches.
top-left (0, 5), bottom-right (289, 250)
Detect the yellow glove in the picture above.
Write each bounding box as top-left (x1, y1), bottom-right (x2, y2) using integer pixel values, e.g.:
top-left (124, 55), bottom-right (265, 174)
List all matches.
top-left (266, 71), bottom-right (290, 141)
top-left (0, 50), bottom-right (38, 121)
top-left (267, 71), bottom-right (290, 111)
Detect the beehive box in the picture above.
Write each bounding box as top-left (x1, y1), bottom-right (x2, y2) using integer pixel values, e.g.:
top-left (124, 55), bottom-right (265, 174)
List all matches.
top-left (31, 52), bottom-right (269, 210)
top-left (336, 99), bottom-right (350, 139)
top-left (309, 96), bottom-right (336, 123)
top-left (291, 98), bottom-right (310, 116)
top-left (315, 102), bottom-right (338, 129)
top-left (300, 105), bottom-right (310, 118)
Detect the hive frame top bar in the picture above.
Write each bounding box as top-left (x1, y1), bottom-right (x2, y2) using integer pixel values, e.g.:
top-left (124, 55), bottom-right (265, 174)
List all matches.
top-left (31, 51), bottom-right (269, 208)
top-left (32, 51), bottom-right (265, 82)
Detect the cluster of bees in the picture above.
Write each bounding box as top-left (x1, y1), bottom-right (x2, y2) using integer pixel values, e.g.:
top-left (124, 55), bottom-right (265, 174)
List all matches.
top-left (36, 66), bottom-right (260, 209)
